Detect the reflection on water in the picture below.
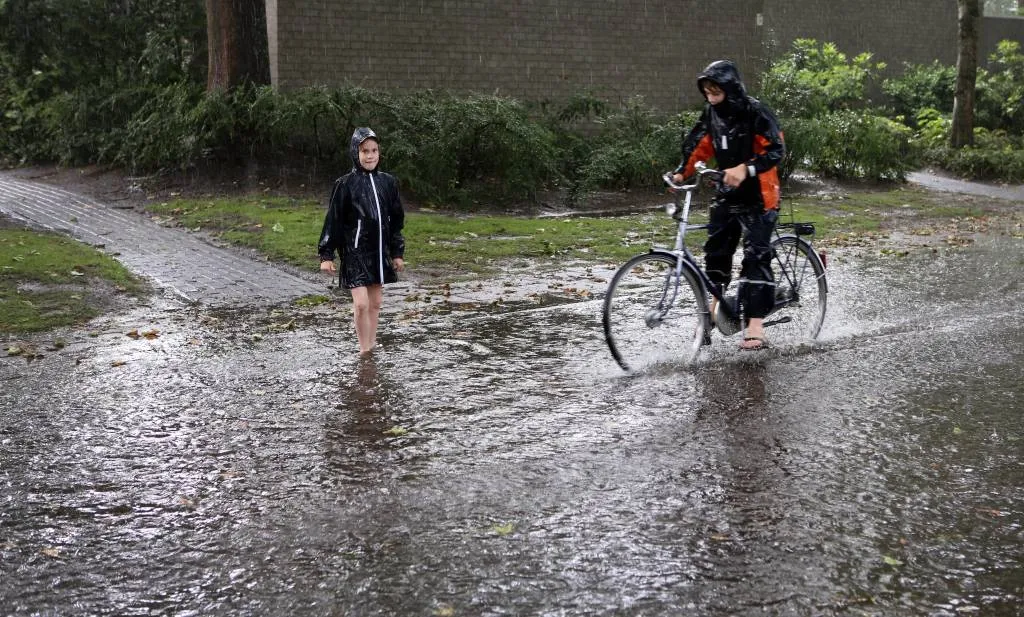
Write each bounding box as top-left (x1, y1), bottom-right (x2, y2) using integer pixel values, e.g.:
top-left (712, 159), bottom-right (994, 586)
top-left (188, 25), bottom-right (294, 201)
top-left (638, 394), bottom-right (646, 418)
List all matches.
top-left (1, 237), bottom-right (1022, 615)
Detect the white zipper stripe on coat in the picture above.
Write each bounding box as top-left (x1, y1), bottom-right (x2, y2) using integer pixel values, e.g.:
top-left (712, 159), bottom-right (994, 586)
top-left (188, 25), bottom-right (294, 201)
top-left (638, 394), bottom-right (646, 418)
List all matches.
top-left (369, 174), bottom-right (385, 282)
top-left (353, 220), bottom-right (361, 249)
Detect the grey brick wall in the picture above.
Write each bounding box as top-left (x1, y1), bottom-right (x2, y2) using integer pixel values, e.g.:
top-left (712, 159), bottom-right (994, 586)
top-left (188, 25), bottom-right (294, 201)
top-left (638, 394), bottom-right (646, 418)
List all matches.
top-left (268, 1), bottom-right (1024, 110)
top-left (762, 0), bottom-right (960, 71)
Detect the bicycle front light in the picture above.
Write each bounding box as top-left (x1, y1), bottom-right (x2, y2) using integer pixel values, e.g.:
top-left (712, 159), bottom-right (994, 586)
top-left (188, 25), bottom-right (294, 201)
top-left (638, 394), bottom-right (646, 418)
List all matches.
top-left (665, 202), bottom-right (678, 217)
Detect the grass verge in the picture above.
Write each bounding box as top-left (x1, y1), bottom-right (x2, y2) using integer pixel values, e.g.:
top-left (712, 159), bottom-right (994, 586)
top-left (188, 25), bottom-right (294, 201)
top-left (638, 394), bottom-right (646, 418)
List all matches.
top-left (0, 224), bottom-right (148, 334)
top-left (143, 183), bottom-right (1019, 278)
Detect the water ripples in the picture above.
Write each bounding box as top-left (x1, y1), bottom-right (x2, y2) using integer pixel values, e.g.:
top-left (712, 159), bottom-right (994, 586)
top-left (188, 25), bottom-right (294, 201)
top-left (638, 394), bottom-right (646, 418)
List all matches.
top-left (2, 237), bottom-right (1023, 615)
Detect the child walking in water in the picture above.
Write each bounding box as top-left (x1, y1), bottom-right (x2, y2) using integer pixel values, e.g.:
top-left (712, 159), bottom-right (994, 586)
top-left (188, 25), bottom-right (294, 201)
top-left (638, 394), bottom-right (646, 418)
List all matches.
top-left (318, 127), bottom-right (406, 354)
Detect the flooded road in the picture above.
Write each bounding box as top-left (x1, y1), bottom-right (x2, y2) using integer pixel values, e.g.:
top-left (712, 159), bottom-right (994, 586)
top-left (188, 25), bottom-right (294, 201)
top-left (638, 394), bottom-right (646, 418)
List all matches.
top-left (2, 236), bottom-right (1023, 616)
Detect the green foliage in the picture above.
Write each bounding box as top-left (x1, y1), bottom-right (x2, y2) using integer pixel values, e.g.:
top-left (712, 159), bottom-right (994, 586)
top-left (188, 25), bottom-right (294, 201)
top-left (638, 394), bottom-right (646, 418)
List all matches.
top-left (976, 40), bottom-right (1024, 134)
top-left (115, 82), bottom-right (207, 171)
top-left (0, 0), bottom-right (205, 89)
top-left (913, 108), bottom-right (952, 149)
top-left (246, 85), bottom-right (357, 163)
top-left (882, 61), bottom-right (957, 123)
top-left (568, 97), bottom-right (693, 197)
top-left (919, 131), bottom-right (1024, 182)
top-left (378, 92), bottom-right (561, 207)
top-left (888, 41), bottom-right (1024, 138)
top-left (787, 111), bottom-right (913, 181)
top-left (0, 0), bottom-right (205, 167)
top-left (760, 39), bottom-right (886, 118)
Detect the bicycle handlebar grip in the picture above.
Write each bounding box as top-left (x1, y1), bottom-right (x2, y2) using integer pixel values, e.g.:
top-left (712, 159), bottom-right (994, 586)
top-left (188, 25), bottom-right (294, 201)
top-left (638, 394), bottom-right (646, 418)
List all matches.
top-left (663, 172), bottom-right (700, 192)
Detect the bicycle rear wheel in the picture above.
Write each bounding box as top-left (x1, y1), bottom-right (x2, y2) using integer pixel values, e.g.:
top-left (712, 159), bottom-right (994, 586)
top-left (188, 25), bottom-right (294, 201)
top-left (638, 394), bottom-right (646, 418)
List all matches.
top-left (767, 235), bottom-right (827, 344)
top-left (602, 253), bottom-right (709, 372)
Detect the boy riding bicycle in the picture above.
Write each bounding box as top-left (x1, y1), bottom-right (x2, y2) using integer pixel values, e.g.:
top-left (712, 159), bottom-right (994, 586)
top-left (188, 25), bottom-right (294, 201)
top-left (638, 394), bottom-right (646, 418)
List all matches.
top-left (671, 60), bottom-right (785, 350)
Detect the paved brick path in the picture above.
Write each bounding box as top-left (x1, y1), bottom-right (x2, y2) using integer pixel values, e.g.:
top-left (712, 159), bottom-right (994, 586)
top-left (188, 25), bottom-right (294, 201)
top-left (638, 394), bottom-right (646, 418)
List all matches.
top-left (0, 175), bottom-right (324, 306)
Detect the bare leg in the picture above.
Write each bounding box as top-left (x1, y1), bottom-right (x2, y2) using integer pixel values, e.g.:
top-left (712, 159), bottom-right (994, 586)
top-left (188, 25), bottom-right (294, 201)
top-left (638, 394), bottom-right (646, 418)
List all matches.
top-left (366, 284), bottom-right (383, 347)
top-left (350, 285), bottom-right (383, 353)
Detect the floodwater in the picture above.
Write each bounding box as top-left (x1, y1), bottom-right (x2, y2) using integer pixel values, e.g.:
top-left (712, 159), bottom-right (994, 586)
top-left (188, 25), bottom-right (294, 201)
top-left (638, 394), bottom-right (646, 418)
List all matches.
top-left (2, 236), bottom-right (1023, 616)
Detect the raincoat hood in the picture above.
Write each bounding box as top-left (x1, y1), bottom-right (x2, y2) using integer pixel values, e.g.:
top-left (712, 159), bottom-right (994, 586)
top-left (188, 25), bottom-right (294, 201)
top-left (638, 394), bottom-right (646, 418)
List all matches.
top-left (349, 127), bottom-right (379, 172)
top-left (697, 60), bottom-right (748, 117)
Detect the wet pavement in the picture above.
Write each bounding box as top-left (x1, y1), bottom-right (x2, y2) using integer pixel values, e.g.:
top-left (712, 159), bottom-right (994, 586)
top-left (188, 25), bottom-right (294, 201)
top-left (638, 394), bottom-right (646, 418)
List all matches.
top-left (1, 175), bottom-right (1023, 616)
top-left (908, 171), bottom-right (1024, 202)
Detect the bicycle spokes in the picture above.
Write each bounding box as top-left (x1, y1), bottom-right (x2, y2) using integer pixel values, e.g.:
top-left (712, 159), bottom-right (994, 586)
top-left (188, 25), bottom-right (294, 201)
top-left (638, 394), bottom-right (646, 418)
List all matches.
top-left (602, 253), bottom-right (708, 371)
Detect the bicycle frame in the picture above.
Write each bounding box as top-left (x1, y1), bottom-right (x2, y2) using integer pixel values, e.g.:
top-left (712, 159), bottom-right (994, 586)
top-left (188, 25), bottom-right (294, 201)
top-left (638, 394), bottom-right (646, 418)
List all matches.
top-left (656, 167), bottom-right (825, 328)
top-left (656, 169), bottom-right (737, 323)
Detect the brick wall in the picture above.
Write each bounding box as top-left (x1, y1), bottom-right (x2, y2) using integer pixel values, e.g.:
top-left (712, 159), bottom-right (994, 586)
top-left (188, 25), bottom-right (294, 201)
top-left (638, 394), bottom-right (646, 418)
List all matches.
top-left (982, 15), bottom-right (1024, 61)
top-left (268, 0), bottom-right (1024, 110)
top-left (762, 0), bottom-right (960, 71)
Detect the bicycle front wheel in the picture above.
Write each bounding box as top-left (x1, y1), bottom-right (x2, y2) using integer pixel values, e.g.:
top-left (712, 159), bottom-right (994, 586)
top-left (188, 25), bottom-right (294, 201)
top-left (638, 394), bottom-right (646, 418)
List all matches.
top-left (602, 253), bottom-right (709, 372)
top-left (767, 235), bottom-right (828, 344)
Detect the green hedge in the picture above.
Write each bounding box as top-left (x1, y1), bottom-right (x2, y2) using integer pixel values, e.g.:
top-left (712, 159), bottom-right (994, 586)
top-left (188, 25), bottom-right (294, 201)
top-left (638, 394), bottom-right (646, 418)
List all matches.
top-left (920, 145), bottom-right (1024, 182)
top-left (785, 111), bottom-right (914, 181)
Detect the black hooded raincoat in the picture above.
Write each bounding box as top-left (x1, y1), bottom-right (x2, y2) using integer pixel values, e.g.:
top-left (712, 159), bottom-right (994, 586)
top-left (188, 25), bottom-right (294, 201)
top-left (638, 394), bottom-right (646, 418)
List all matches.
top-left (676, 60), bottom-right (785, 211)
top-left (318, 128), bottom-right (406, 289)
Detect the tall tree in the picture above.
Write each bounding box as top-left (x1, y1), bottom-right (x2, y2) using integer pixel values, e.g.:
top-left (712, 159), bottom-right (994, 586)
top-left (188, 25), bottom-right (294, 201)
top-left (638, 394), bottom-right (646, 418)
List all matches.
top-left (951, 0), bottom-right (980, 148)
top-left (205, 0), bottom-right (269, 91)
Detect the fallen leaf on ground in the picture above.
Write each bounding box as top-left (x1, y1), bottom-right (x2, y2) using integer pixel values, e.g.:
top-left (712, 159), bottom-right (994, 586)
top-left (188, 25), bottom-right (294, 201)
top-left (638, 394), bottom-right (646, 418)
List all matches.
top-left (491, 522), bottom-right (515, 536)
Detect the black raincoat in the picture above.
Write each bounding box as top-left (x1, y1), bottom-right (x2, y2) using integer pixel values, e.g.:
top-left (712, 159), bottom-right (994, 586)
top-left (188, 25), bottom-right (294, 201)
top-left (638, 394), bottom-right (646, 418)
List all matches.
top-left (675, 60), bottom-right (785, 211)
top-left (318, 128), bottom-right (405, 289)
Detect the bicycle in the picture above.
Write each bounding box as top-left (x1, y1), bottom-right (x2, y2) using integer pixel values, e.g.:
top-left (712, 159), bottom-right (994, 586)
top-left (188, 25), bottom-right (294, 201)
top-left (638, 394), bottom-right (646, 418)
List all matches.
top-left (602, 164), bottom-right (828, 372)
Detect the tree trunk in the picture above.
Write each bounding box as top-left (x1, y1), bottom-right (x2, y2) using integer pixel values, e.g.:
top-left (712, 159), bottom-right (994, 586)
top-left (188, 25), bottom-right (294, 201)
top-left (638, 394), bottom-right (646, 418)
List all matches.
top-left (205, 0), bottom-right (270, 91)
top-left (951, 0), bottom-right (980, 148)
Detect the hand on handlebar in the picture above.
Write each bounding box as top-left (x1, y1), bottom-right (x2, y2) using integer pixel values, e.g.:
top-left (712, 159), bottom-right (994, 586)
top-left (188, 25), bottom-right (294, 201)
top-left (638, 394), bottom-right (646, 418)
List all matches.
top-left (664, 163), bottom-right (725, 192)
top-left (722, 164), bottom-right (748, 188)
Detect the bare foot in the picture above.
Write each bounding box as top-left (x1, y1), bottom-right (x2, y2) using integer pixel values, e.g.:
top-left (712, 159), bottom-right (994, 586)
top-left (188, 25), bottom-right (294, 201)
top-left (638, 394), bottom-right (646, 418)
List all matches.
top-left (739, 336), bottom-right (768, 350)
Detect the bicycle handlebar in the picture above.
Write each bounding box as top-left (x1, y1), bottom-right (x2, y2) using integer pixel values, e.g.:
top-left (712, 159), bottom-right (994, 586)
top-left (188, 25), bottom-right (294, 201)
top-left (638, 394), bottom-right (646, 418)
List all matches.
top-left (661, 163), bottom-right (726, 192)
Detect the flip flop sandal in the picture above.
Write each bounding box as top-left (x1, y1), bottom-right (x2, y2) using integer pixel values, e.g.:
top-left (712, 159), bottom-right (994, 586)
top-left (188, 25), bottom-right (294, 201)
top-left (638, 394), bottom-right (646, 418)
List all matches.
top-left (740, 336), bottom-right (769, 351)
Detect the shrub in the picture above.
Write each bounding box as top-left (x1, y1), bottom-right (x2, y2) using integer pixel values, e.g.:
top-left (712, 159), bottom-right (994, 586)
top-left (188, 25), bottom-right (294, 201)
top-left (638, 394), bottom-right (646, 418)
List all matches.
top-left (882, 61), bottom-right (957, 124)
top-left (976, 40), bottom-right (1024, 134)
top-left (380, 92), bottom-right (562, 207)
top-left (760, 39), bottom-right (886, 118)
top-left (920, 144), bottom-right (1024, 181)
top-left (115, 82), bottom-right (207, 171)
top-left (569, 97), bottom-right (693, 198)
top-left (790, 111), bottom-right (913, 181)
top-left (913, 108), bottom-right (952, 149)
